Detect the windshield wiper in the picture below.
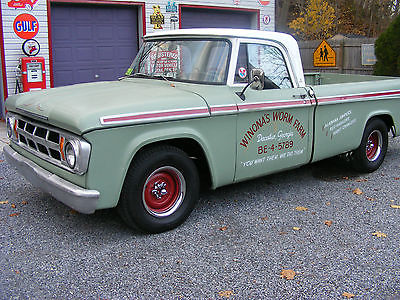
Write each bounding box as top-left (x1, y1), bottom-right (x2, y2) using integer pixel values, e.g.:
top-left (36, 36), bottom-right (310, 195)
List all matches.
top-left (153, 74), bottom-right (176, 87)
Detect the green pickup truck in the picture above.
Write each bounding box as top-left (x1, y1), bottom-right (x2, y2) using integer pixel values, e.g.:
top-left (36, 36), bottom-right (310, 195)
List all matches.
top-left (4, 29), bottom-right (400, 233)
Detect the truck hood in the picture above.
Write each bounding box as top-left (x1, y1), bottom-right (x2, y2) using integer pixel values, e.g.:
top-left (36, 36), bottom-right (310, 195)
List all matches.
top-left (6, 79), bottom-right (210, 134)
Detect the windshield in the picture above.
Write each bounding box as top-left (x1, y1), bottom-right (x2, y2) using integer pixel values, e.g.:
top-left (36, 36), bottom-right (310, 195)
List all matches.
top-left (125, 39), bottom-right (231, 84)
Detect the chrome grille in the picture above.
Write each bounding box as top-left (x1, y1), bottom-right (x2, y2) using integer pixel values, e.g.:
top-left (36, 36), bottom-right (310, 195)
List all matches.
top-left (16, 118), bottom-right (63, 163)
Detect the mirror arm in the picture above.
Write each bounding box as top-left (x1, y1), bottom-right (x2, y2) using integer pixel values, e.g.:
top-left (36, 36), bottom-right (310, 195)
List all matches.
top-left (235, 75), bottom-right (259, 101)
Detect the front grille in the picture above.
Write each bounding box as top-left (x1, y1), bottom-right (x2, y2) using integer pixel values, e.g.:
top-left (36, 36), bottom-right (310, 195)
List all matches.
top-left (8, 113), bottom-right (91, 175)
top-left (16, 118), bottom-right (63, 163)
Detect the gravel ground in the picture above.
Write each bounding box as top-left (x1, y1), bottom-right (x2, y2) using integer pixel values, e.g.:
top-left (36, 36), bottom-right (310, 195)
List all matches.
top-left (0, 136), bottom-right (399, 299)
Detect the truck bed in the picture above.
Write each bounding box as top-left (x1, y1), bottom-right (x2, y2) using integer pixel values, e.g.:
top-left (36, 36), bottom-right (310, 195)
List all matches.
top-left (305, 72), bottom-right (396, 85)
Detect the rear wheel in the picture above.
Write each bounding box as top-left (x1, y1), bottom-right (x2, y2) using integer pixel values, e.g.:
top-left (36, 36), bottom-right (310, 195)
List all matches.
top-left (118, 145), bottom-right (199, 233)
top-left (350, 119), bottom-right (388, 173)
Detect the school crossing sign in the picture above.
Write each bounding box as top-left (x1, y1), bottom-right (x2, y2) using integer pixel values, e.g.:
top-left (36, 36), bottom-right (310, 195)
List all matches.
top-left (313, 40), bottom-right (336, 67)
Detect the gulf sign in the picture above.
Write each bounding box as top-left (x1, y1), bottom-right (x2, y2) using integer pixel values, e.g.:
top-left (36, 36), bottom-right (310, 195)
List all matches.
top-left (13, 14), bottom-right (39, 39)
top-left (258, 0), bottom-right (270, 5)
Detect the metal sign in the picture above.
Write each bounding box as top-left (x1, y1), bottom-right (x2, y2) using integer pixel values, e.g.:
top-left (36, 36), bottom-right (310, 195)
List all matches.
top-left (313, 40), bottom-right (336, 67)
top-left (361, 44), bottom-right (377, 66)
top-left (13, 13), bottom-right (39, 39)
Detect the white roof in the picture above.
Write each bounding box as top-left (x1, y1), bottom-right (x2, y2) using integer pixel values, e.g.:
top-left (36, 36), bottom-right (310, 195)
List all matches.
top-left (145, 29), bottom-right (305, 87)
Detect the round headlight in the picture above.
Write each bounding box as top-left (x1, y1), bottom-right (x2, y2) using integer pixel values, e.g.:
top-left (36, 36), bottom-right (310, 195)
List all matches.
top-left (64, 142), bottom-right (77, 169)
top-left (6, 117), bottom-right (13, 138)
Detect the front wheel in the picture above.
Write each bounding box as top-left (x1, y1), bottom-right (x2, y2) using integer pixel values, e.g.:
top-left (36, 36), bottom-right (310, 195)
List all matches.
top-left (350, 118), bottom-right (388, 173)
top-left (117, 145), bottom-right (199, 233)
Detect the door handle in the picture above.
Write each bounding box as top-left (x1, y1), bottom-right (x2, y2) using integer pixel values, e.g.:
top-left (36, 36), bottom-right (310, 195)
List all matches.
top-left (292, 94), bottom-right (307, 99)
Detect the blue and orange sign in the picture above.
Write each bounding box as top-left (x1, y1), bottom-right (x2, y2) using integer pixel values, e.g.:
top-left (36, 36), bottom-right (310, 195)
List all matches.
top-left (13, 13), bottom-right (39, 39)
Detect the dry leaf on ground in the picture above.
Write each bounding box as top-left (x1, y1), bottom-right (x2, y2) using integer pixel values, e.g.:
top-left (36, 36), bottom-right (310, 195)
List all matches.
top-left (219, 226), bottom-right (228, 231)
top-left (280, 269), bottom-right (296, 280)
top-left (295, 206), bottom-right (308, 211)
top-left (11, 204), bottom-right (16, 208)
top-left (355, 178), bottom-right (368, 182)
top-left (390, 204), bottom-right (400, 209)
top-left (0, 200), bottom-right (9, 205)
top-left (292, 227), bottom-right (301, 231)
top-left (218, 290), bottom-right (234, 298)
top-left (325, 220), bottom-right (333, 227)
top-left (9, 213), bottom-right (20, 217)
top-left (367, 197), bottom-right (375, 201)
top-left (342, 292), bottom-right (355, 298)
top-left (261, 216), bottom-right (268, 221)
top-left (21, 201), bottom-right (28, 205)
top-left (353, 188), bottom-right (363, 195)
top-left (372, 231), bottom-right (387, 238)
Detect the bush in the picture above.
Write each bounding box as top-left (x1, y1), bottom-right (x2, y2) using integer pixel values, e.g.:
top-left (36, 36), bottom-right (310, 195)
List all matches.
top-left (374, 15), bottom-right (400, 76)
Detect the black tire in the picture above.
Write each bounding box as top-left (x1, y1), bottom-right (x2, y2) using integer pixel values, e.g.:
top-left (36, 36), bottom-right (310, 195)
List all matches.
top-left (117, 145), bottom-right (199, 233)
top-left (350, 118), bottom-right (388, 173)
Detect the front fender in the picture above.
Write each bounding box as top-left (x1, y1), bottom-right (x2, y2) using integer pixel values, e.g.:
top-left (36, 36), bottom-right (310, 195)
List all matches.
top-left (84, 116), bottom-right (237, 210)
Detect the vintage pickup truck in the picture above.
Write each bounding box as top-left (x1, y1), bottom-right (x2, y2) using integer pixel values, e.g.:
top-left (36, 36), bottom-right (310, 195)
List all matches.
top-left (4, 29), bottom-right (400, 233)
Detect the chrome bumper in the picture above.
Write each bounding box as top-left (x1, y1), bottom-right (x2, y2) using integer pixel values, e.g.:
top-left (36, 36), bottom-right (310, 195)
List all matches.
top-left (4, 145), bottom-right (100, 214)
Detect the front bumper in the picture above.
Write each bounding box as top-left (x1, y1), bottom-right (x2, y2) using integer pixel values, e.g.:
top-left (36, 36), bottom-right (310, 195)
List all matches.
top-left (4, 145), bottom-right (100, 214)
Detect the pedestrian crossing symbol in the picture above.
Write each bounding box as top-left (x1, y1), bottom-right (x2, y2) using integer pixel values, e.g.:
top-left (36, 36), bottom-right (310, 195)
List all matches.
top-left (313, 40), bottom-right (336, 67)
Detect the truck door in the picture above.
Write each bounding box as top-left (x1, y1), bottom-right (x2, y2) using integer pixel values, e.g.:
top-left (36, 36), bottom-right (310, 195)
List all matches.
top-left (233, 41), bottom-right (315, 182)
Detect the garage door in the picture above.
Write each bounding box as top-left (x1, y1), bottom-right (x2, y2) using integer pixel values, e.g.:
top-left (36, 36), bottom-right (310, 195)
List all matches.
top-left (51, 4), bottom-right (138, 87)
top-left (181, 7), bottom-right (254, 29)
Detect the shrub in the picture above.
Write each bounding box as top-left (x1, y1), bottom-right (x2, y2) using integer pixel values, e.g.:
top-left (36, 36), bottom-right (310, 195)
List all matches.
top-left (374, 15), bottom-right (400, 76)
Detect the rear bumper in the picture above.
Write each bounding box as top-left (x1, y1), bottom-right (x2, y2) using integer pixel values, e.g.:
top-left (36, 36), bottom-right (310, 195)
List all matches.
top-left (4, 145), bottom-right (100, 214)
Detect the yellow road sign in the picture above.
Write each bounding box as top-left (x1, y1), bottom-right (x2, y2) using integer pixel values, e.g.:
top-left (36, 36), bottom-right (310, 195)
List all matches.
top-left (313, 40), bottom-right (336, 67)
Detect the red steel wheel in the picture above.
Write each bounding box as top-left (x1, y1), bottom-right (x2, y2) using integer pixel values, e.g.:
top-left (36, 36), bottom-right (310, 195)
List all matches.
top-left (350, 118), bottom-right (388, 173)
top-left (365, 130), bottom-right (382, 162)
top-left (143, 166), bottom-right (186, 217)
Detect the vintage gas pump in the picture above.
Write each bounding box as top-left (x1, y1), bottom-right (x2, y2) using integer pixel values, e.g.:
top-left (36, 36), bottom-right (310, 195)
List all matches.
top-left (16, 57), bottom-right (46, 92)
top-left (15, 39), bottom-right (46, 93)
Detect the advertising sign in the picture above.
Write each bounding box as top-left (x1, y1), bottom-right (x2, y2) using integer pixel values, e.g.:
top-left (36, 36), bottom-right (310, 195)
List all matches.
top-left (13, 13), bottom-right (39, 39)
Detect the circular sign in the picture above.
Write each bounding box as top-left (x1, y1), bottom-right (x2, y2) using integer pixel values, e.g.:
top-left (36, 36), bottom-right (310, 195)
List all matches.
top-left (22, 39), bottom-right (40, 56)
top-left (258, 0), bottom-right (270, 5)
top-left (238, 67), bottom-right (247, 79)
top-left (13, 13), bottom-right (39, 39)
top-left (263, 15), bottom-right (271, 25)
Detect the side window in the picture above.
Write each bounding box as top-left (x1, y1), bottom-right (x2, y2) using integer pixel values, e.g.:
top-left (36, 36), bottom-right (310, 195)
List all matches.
top-left (234, 43), bottom-right (293, 89)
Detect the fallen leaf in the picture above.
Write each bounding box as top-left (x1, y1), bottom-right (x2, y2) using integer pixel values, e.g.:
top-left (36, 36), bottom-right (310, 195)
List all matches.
top-left (367, 197), bottom-right (375, 201)
top-left (326, 202), bottom-right (331, 206)
top-left (292, 227), bottom-right (301, 231)
top-left (0, 200), bottom-right (9, 205)
top-left (11, 204), bottom-right (16, 209)
top-left (394, 177), bottom-right (400, 180)
top-left (218, 290), bottom-right (234, 298)
top-left (219, 226), bottom-right (228, 231)
top-left (69, 209), bottom-right (78, 215)
top-left (0, 160), bottom-right (3, 163)
top-left (14, 270), bottom-right (20, 274)
top-left (342, 292), bottom-right (355, 298)
top-left (355, 178), bottom-right (368, 182)
top-left (343, 176), bottom-right (349, 180)
top-left (261, 216), bottom-right (268, 221)
top-left (325, 220), bottom-right (333, 227)
top-left (9, 213), bottom-right (20, 217)
top-left (311, 211), bottom-right (316, 215)
top-left (295, 206), bottom-right (308, 211)
top-left (353, 188), bottom-right (363, 195)
top-left (21, 201), bottom-right (28, 205)
top-left (280, 269), bottom-right (296, 280)
top-left (390, 204), bottom-right (400, 209)
top-left (372, 231), bottom-right (387, 238)
top-left (279, 231), bottom-right (288, 235)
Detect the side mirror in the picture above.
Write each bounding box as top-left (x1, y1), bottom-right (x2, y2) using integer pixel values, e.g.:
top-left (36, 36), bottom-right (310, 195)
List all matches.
top-left (250, 68), bottom-right (265, 90)
top-left (236, 68), bottom-right (265, 101)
